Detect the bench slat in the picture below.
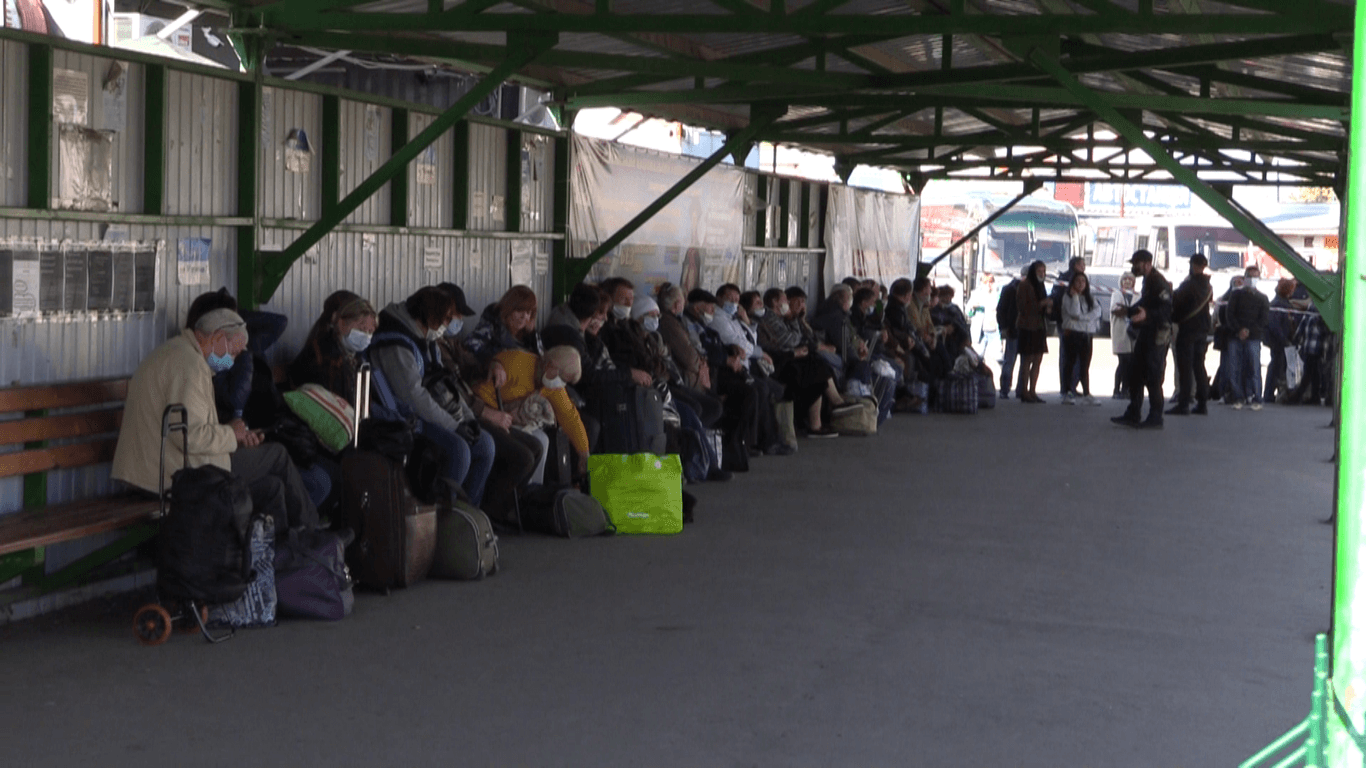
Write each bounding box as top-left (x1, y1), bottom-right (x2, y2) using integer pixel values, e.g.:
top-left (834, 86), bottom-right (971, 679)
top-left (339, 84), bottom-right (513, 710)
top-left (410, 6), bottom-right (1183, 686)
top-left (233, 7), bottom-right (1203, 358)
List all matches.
top-left (0, 379), bottom-right (129, 414)
top-left (0, 496), bottom-right (159, 556)
top-left (0, 409), bottom-right (123, 447)
top-left (0, 439), bottom-right (120, 480)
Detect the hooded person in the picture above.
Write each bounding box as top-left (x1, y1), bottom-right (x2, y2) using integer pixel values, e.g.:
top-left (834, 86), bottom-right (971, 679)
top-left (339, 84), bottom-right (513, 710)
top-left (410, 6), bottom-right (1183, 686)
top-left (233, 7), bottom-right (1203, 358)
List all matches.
top-left (113, 308), bottom-right (319, 532)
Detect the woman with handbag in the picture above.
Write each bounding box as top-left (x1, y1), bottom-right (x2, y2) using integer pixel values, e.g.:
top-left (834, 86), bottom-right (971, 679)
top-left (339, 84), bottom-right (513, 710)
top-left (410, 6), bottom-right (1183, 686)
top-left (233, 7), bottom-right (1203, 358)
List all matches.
top-left (1109, 273), bottom-right (1138, 400)
top-left (1015, 260), bottom-right (1053, 404)
top-left (1059, 272), bottom-right (1103, 406)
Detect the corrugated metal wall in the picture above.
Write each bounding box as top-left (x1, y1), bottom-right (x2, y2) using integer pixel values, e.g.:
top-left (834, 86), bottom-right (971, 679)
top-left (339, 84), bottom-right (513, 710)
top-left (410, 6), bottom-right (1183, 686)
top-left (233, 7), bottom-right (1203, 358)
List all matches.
top-left (0, 39), bottom-right (27, 208)
top-left (339, 98), bottom-right (391, 226)
top-left (407, 111), bottom-right (452, 229)
top-left (520, 133), bottom-right (555, 234)
top-left (260, 86), bottom-right (323, 221)
top-left (164, 71), bottom-right (234, 217)
top-left (49, 48), bottom-right (145, 213)
top-left (467, 122), bottom-right (507, 231)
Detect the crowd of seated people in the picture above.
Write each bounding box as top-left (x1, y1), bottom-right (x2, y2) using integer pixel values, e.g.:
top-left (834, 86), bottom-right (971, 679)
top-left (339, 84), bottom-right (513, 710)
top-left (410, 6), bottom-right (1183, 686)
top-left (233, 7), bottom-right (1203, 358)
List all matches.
top-left (114, 272), bottom-right (987, 534)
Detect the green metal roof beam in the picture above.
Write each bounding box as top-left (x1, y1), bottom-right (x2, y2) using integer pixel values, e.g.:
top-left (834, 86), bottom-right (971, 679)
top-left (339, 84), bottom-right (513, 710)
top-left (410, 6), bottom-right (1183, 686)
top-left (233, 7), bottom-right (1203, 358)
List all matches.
top-left (256, 31), bottom-right (557, 302)
top-left (259, 10), bottom-right (1350, 35)
top-left (1027, 46), bottom-right (1341, 328)
top-left (907, 83), bottom-right (1347, 121)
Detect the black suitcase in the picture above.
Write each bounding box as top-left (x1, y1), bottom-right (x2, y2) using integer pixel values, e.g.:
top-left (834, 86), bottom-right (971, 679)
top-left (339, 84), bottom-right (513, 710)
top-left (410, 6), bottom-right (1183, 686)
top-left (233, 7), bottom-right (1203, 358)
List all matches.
top-left (542, 425), bottom-right (576, 487)
top-left (338, 364), bottom-right (436, 592)
top-left (588, 381), bottom-right (667, 455)
top-left (339, 450), bottom-right (437, 592)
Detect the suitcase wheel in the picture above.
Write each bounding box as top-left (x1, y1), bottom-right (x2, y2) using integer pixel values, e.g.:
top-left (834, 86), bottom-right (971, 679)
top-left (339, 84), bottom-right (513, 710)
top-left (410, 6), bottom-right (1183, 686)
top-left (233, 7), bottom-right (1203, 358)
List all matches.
top-left (133, 604), bottom-right (173, 646)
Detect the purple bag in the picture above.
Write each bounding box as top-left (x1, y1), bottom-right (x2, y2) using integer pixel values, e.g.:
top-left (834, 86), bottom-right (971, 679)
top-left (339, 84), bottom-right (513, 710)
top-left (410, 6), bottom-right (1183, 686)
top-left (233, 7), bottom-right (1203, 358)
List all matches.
top-left (274, 529), bottom-right (355, 621)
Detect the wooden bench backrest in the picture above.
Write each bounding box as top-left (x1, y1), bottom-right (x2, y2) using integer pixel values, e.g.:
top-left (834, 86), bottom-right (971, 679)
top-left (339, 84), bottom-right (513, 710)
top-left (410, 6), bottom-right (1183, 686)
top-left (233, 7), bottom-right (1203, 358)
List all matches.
top-left (0, 379), bottom-right (130, 482)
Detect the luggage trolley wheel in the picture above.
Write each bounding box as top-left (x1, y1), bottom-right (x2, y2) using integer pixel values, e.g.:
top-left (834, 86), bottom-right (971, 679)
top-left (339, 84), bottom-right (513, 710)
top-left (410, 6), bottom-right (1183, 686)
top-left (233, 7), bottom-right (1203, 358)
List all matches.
top-left (176, 603), bottom-right (209, 634)
top-left (133, 604), bottom-right (173, 646)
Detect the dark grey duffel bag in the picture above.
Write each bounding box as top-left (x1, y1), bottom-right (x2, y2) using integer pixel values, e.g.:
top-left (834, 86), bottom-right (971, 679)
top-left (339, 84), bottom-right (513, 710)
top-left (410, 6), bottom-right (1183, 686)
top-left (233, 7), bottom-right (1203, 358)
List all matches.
top-left (519, 485), bottom-right (614, 538)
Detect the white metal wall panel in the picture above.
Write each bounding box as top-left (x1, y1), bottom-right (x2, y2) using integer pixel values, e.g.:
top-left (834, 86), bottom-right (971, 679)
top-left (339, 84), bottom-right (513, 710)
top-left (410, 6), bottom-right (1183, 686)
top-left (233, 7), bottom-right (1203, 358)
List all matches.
top-left (48, 49), bottom-right (145, 214)
top-left (406, 111), bottom-right (452, 229)
top-left (467, 122), bottom-right (507, 231)
top-left (260, 86), bottom-right (322, 221)
top-left (339, 99), bottom-right (391, 226)
top-left (520, 133), bottom-right (555, 234)
top-left (258, 230), bottom-right (512, 368)
top-left (164, 70), bottom-right (235, 217)
top-left (0, 40), bottom-right (27, 208)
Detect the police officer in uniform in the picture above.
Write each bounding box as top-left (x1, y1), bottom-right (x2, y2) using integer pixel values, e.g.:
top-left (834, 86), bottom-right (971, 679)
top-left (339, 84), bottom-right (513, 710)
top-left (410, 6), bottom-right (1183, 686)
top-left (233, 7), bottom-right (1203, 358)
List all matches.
top-left (1112, 249), bottom-right (1173, 429)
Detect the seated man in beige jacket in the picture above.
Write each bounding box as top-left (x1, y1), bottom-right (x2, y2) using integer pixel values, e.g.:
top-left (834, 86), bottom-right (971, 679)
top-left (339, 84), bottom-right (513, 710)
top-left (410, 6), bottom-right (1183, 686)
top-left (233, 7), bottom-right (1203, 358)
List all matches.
top-left (112, 308), bottom-right (318, 532)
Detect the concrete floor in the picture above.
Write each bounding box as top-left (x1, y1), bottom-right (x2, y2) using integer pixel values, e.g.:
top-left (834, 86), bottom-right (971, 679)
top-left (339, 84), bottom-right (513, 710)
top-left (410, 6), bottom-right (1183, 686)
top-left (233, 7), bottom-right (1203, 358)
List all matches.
top-left (0, 386), bottom-right (1334, 767)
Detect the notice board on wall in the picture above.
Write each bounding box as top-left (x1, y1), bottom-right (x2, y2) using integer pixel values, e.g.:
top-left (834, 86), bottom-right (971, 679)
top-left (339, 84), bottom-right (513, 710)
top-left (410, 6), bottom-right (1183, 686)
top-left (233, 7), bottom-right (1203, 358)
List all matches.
top-left (0, 240), bottom-right (159, 318)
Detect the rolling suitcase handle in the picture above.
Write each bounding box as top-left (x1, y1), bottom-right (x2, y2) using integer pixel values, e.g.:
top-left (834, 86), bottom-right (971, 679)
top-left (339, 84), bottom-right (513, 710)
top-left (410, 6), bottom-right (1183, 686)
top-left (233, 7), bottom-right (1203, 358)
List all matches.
top-left (157, 404), bottom-right (189, 519)
top-left (354, 362), bottom-right (371, 449)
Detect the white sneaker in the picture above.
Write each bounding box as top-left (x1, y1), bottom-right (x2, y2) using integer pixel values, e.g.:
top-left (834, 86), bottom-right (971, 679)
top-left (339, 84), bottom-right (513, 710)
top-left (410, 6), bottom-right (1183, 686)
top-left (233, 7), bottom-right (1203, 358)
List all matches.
top-left (1250, 402), bottom-right (1263, 411)
top-left (1232, 401), bottom-right (1244, 410)
top-left (1082, 395), bottom-right (1100, 406)
top-left (1061, 393), bottom-right (1075, 405)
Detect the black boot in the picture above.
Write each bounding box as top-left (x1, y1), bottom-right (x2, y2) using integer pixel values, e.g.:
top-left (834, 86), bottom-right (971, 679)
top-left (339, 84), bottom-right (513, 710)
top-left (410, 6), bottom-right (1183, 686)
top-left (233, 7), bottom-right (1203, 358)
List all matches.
top-left (1165, 403), bottom-right (1191, 416)
top-left (1140, 416), bottom-right (1165, 429)
top-left (1111, 409), bottom-right (1142, 428)
top-left (1191, 401), bottom-right (1208, 415)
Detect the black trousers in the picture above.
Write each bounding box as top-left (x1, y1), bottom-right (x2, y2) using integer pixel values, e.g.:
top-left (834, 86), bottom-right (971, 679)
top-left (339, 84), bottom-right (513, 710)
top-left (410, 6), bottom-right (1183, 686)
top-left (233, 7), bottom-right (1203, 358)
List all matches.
top-left (774, 356), bottom-right (833, 427)
top-left (1127, 338), bottom-right (1168, 420)
top-left (481, 424), bottom-right (544, 524)
top-left (1172, 333), bottom-right (1209, 407)
top-left (231, 442), bottom-right (319, 532)
top-left (670, 383), bottom-right (723, 429)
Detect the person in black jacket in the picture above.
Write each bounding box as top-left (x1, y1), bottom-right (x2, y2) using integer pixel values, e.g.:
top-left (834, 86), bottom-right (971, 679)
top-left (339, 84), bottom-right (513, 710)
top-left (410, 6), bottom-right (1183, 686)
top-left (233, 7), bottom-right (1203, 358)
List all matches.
top-left (1224, 266), bottom-right (1271, 409)
top-left (996, 266), bottom-right (1027, 399)
top-left (1166, 254), bottom-right (1214, 416)
top-left (1112, 250), bottom-right (1173, 429)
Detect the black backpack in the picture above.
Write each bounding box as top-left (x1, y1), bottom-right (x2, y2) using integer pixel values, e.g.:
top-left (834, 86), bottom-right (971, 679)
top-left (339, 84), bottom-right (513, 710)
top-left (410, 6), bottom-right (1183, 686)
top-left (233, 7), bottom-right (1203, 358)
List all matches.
top-left (157, 465), bottom-right (257, 605)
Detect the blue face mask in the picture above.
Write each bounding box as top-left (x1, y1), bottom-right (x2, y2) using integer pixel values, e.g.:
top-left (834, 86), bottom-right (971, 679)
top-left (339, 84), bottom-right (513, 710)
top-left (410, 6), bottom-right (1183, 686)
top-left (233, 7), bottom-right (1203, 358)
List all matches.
top-left (721, 302), bottom-right (738, 317)
top-left (444, 318), bottom-right (464, 337)
top-left (207, 352), bottom-right (235, 373)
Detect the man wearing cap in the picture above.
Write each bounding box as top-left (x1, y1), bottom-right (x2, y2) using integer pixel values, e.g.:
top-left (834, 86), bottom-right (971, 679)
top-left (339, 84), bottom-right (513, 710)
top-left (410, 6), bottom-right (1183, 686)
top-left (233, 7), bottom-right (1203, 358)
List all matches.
top-left (1112, 249), bottom-right (1174, 429)
top-left (113, 309), bottom-right (319, 531)
top-left (1223, 265), bottom-right (1271, 410)
top-left (1166, 253), bottom-right (1215, 416)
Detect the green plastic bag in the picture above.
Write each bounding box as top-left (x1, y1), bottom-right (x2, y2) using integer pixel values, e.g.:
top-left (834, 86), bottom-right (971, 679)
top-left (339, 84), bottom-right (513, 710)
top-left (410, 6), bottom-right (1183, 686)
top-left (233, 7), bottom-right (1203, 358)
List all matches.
top-left (587, 453), bottom-right (684, 535)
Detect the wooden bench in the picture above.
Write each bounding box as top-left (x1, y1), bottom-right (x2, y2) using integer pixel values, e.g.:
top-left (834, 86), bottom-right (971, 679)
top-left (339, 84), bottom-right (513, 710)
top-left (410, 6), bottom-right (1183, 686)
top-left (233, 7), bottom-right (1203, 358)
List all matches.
top-left (0, 379), bottom-right (161, 592)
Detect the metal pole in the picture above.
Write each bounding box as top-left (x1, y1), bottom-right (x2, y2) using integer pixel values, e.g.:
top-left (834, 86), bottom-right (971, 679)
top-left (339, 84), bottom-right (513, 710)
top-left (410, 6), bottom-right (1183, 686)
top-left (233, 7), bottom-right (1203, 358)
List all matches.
top-left (1327, 2), bottom-right (1366, 761)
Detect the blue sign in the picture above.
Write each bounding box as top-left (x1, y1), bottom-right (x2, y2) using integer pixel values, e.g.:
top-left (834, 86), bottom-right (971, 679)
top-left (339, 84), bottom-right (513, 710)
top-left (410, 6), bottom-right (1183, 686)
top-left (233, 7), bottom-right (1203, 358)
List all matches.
top-left (1085, 183), bottom-right (1192, 212)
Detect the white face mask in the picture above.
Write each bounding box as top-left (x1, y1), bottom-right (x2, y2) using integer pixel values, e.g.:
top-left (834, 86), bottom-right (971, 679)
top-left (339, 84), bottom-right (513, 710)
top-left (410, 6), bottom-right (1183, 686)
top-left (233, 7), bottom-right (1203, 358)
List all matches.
top-left (642, 316), bottom-right (661, 333)
top-left (752, 307), bottom-right (766, 318)
top-left (427, 325), bottom-right (445, 342)
top-left (444, 318), bottom-right (464, 337)
top-left (703, 312), bottom-right (715, 324)
top-left (542, 374), bottom-right (566, 390)
top-left (342, 328), bottom-right (372, 353)
top-left (721, 302), bottom-right (738, 317)
top-left (611, 304), bottom-right (630, 320)
top-left (778, 303), bottom-right (790, 317)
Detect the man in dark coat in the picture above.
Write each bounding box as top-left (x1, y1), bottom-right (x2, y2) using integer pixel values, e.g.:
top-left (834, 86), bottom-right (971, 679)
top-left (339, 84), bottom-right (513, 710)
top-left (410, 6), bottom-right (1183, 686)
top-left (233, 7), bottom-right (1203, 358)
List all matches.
top-left (1112, 250), bottom-right (1173, 429)
top-left (1166, 253), bottom-right (1214, 416)
top-left (1224, 266), bottom-right (1271, 409)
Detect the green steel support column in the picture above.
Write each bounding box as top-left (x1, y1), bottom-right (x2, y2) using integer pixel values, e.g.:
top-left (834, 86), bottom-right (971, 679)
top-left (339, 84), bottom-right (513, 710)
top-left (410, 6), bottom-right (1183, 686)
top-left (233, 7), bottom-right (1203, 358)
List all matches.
top-left (551, 132), bottom-right (572, 300)
top-left (27, 43), bottom-right (51, 210)
top-left (1028, 48), bottom-right (1343, 329)
top-left (798, 182), bottom-right (811, 249)
top-left (453, 121), bottom-right (471, 229)
top-left (570, 108), bottom-right (782, 287)
top-left (321, 95), bottom-right (340, 221)
top-left (1328, 3), bottom-right (1366, 761)
top-left (506, 128), bottom-right (523, 232)
top-left (143, 65), bottom-right (166, 215)
top-left (235, 47), bottom-right (264, 310)
top-left (754, 174), bottom-right (769, 247)
top-left (259, 33), bottom-right (556, 301)
top-left (390, 107), bottom-right (409, 227)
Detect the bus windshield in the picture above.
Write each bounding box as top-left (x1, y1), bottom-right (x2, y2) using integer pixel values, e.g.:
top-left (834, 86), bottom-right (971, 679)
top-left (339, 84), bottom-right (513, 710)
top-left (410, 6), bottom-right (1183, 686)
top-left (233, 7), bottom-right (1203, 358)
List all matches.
top-left (983, 210), bottom-right (1075, 271)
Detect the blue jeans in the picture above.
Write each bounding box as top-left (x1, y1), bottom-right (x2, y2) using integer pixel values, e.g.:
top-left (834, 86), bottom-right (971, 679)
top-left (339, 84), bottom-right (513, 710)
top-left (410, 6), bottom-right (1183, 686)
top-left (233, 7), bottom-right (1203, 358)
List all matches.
top-left (1000, 336), bottom-right (1018, 395)
top-left (1226, 339), bottom-right (1263, 404)
top-left (421, 419), bottom-right (497, 505)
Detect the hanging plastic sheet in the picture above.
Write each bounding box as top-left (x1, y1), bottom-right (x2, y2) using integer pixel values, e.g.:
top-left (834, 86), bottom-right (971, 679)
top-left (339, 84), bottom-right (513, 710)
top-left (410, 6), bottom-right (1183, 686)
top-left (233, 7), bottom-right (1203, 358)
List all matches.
top-left (56, 125), bottom-right (115, 211)
top-left (567, 134), bottom-right (746, 294)
top-left (824, 185), bottom-right (921, 289)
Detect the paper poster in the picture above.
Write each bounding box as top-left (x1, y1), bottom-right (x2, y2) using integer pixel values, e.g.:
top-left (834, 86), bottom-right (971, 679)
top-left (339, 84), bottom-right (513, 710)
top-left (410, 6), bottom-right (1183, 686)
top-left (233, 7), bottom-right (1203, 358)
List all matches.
top-left (101, 61), bottom-right (127, 132)
top-left (12, 253), bottom-right (40, 315)
top-left (415, 146), bottom-right (437, 185)
top-left (284, 128), bottom-right (312, 173)
top-left (177, 237), bottom-right (211, 285)
top-left (423, 244), bottom-right (443, 271)
top-left (87, 249), bottom-right (113, 310)
top-left (364, 105), bottom-right (381, 162)
top-left (39, 250), bottom-right (63, 312)
top-left (53, 68), bottom-right (89, 126)
top-left (534, 241), bottom-right (549, 277)
top-left (64, 248), bottom-right (88, 310)
top-left (510, 240), bottom-right (534, 286)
